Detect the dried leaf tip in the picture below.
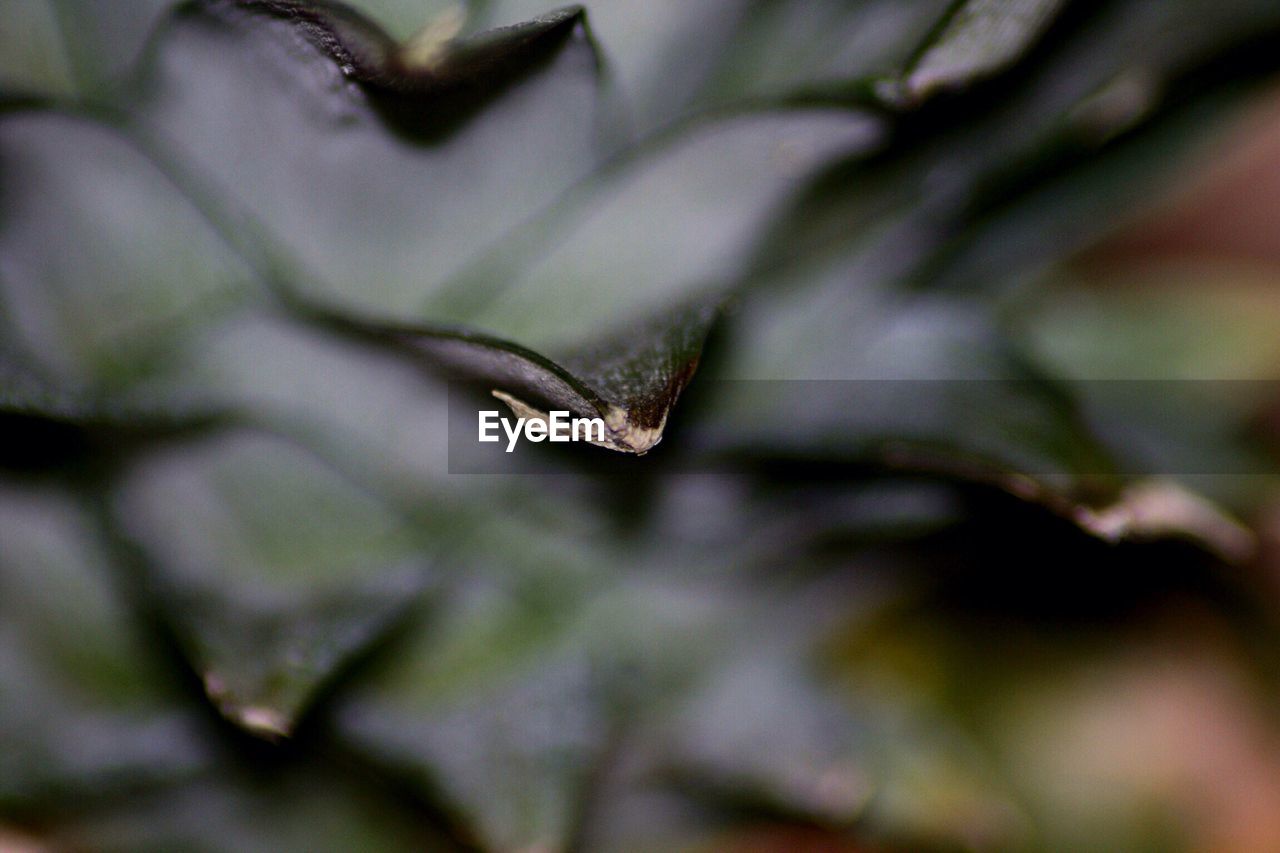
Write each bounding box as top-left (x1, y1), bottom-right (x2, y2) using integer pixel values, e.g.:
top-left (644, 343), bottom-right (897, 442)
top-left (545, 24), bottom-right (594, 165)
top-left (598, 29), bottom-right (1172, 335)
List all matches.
top-left (398, 4), bottom-right (465, 71)
top-left (1075, 479), bottom-right (1256, 564)
top-left (203, 671), bottom-right (292, 739)
top-left (491, 390), bottom-right (666, 455)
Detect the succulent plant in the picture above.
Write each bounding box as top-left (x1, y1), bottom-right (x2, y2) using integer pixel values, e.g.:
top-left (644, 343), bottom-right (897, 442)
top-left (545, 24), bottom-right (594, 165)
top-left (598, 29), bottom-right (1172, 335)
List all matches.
top-left (4, 0), bottom-right (1280, 849)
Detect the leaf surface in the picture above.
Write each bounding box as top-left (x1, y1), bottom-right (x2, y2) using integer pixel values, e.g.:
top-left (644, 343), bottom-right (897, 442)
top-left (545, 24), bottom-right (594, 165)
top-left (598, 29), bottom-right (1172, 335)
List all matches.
top-left (112, 428), bottom-right (434, 737)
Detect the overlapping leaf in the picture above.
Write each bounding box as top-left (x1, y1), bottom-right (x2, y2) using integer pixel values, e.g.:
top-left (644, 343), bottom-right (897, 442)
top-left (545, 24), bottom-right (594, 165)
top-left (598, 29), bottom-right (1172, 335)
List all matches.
top-left (111, 428), bottom-right (435, 737)
top-left (0, 484), bottom-right (209, 814)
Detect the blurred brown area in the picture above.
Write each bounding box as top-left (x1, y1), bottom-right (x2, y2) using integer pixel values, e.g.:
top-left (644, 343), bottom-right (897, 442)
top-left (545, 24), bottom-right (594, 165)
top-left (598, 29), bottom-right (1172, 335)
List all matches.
top-left (1095, 85), bottom-right (1280, 270)
top-left (1054, 84), bottom-right (1280, 853)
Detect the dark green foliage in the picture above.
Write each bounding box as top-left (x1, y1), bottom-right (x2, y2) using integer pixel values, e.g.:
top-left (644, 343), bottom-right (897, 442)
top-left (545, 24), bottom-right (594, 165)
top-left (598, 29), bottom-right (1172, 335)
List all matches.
top-left (3, 1), bottom-right (1280, 849)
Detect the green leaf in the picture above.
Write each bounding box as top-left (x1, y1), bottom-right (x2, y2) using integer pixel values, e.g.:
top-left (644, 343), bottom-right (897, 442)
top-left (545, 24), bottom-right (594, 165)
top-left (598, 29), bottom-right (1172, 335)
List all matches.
top-left (1013, 265), bottom-right (1280, 512)
top-left (476, 0), bottom-right (953, 127)
top-left (892, 0), bottom-right (1067, 104)
top-left (293, 297), bottom-right (715, 455)
top-left (685, 240), bottom-right (1121, 523)
top-left (131, 1), bottom-right (606, 314)
top-left (775, 0), bottom-right (1280, 281)
top-left (0, 0), bottom-right (179, 99)
top-left (111, 428), bottom-right (434, 737)
top-left (119, 0), bottom-right (795, 451)
top-left (14, 0), bottom-right (881, 455)
top-left (0, 110), bottom-right (253, 389)
top-left (405, 108), bottom-right (879, 451)
top-left (4, 1), bottom-right (1280, 849)
top-left (0, 342), bottom-right (233, 477)
top-left (342, 0), bottom-right (472, 42)
top-left (342, 660), bottom-right (609, 852)
top-left (329, 501), bottom-right (614, 851)
top-left (0, 483), bottom-right (208, 814)
top-left (699, 0), bottom-right (955, 105)
top-left (0, 2), bottom-right (77, 98)
top-left (442, 109), bottom-right (880, 345)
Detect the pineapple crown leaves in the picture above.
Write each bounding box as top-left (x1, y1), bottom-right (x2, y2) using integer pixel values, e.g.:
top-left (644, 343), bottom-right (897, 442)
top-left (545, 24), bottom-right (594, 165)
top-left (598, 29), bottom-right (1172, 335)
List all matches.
top-left (4, 0), bottom-right (1280, 850)
top-left (122, 0), bottom-right (725, 456)
top-left (212, 0), bottom-right (602, 142)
